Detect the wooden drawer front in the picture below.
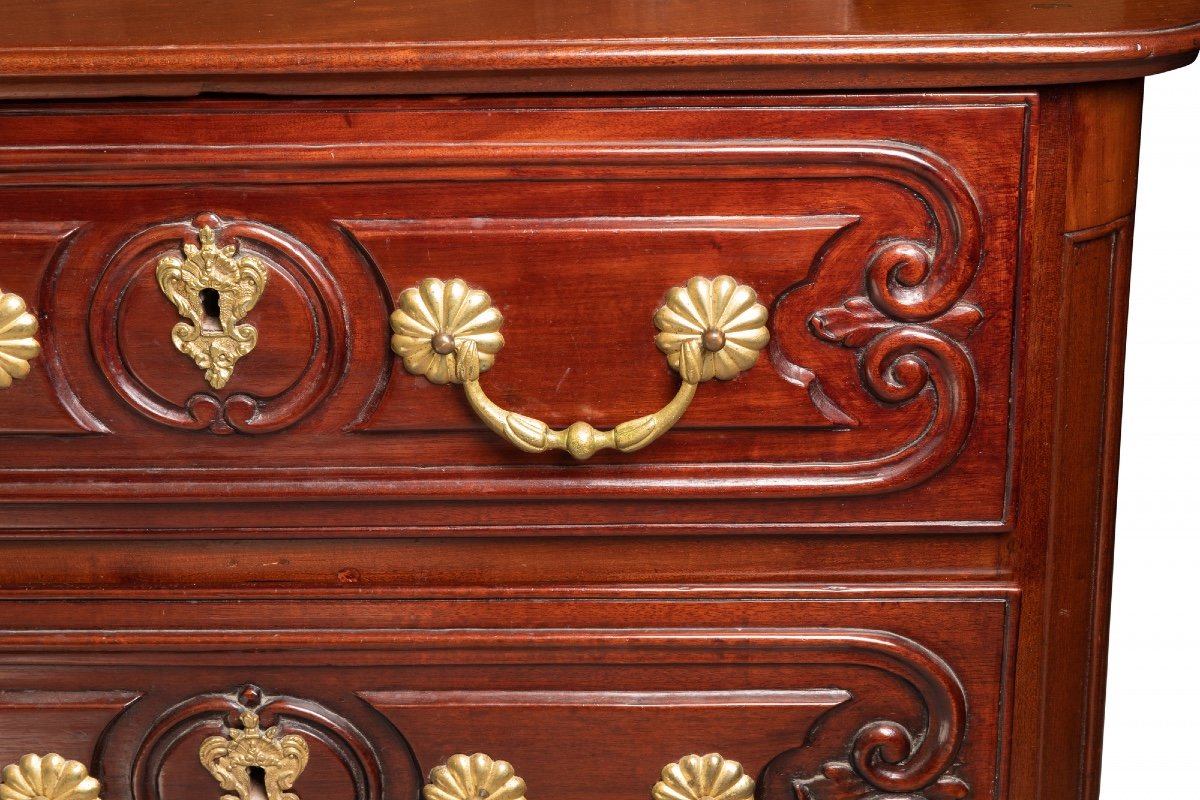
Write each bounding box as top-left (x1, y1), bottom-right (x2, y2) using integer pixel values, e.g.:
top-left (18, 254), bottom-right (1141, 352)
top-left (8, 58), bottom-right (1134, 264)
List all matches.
top-left (0, 94), bottom-right (1030, 527)
top-left (0, 591), bottom-right (1015, 800)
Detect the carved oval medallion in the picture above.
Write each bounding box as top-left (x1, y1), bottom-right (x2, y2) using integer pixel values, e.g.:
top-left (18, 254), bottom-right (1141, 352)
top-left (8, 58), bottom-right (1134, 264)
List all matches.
top-left (89, 213), bottom-right (348, 434)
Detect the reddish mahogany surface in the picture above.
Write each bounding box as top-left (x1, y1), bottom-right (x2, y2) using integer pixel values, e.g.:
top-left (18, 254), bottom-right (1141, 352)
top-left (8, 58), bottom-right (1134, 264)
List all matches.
top-left (0, 7), bottom-right (1195, 800)
top-left (0, 94), bottom-right (1027, 530)
top-left (0, 0), bottom-right (1198, 95)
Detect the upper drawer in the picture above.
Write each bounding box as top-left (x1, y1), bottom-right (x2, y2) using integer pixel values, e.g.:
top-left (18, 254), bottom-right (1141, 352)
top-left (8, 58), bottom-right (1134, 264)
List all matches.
top-left (0, 94), bottom-right (1032, 528)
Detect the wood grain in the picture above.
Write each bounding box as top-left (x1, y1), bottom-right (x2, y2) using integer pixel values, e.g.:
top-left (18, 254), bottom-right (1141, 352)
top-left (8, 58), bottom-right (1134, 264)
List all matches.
top-left (0, 11), bottom-right (1193, 800)
top-left (0, 592), bottom-right (1014, 800)
top-left (0, 0), bottom-right (1197, 95)
top-left (0, 94), bottom-right (1026, 526)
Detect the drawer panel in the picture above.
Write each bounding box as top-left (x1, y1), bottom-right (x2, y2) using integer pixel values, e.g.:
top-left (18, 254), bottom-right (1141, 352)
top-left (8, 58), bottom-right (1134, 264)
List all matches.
top-left (0, 94), bottom-right (1032, 527)
top-left (0, 591), bottom-right (1016, 800)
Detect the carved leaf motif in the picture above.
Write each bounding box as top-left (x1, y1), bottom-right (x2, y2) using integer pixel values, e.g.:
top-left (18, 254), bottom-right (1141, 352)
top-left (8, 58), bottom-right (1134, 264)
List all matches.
top-left (809, 297), bottom-right (892, 348)
top-left (931, 303), bottom-right (984, 341)
top-left (810, 298), bottom-right (983, 348)
top-left (795, 761), bottom-right (969, 800)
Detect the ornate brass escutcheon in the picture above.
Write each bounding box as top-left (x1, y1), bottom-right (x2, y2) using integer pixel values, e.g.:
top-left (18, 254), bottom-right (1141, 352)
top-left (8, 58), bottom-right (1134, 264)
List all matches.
top-left (0, 289), bottom-right (40, 390)
top-left (0, 752), bottom-right (102, 800)
top-left (199, 700), bottom-right (309, 800)
top-left (390, 275), bottom-right (769, 459)
top-left (157, 226), bottom-right (268, 389)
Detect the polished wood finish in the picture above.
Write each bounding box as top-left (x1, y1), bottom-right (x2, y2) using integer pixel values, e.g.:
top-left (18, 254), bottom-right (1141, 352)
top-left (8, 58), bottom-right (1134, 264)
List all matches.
top-left (0, 6), bottom-right (1196, 800)
top-left (0, 0), bottom-right (1199, 95)
top-left (0, 94), bottom-right (1025, 530)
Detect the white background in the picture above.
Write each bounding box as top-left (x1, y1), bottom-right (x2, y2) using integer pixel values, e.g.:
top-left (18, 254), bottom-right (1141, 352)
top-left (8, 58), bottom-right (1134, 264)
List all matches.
top-left (1100, 67), bottom-right (1200, 796)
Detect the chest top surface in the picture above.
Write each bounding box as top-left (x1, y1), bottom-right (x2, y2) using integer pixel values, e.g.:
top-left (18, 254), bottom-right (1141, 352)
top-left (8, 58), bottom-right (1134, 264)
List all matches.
top-left (2, 0), bottom-right (1200, 96)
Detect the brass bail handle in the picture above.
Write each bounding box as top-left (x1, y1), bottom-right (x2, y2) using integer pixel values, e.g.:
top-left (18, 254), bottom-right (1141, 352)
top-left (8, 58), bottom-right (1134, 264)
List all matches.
top-left (420, 752), bottom-right (756, 800)
top-left (390, 275), bottom-right (770, 460)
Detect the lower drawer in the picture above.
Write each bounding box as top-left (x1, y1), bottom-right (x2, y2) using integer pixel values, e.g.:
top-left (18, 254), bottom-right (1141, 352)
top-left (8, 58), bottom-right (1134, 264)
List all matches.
top-left (0, 592), bottom-right (1015, 800)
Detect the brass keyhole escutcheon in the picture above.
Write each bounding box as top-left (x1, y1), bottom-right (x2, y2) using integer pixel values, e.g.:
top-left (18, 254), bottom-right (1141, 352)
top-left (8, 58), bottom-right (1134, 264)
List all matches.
top-left (156, 225), bottom-right (268, 390)
top-left (199, 691), bottom-right (310, 800)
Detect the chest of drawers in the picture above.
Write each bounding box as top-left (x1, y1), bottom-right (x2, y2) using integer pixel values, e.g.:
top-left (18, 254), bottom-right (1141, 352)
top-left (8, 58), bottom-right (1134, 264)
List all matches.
top-left (1, 3), bottom-right (1198, 800)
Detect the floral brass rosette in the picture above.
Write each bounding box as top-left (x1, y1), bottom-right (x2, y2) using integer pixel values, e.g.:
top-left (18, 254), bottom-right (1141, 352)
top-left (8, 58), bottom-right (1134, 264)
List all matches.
top-left (654, 275), bottom-right (770, 383)
top-left (0, 753), bottom-right (102, 800)
top-left (0, 289), bottom-right (40, 390)
top-left (390, 277), bottom-right (505, 385)
top-left (653, 753), bottom-right (755, 800)
top-left (423, 753), bottom-right (527, 800)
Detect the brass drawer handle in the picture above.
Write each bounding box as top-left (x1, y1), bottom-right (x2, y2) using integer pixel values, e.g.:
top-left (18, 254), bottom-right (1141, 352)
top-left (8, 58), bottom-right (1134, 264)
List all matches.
top-left (421, 752), bottom-right (753, 800)
top-left (391, 276), bottom-right (769, 460)
top-left (422, 753), bottom-right (753, 800)
top-left (0, 753), bottom-right (101, 800)
top-left (0, 289), bottom-right (40, 390)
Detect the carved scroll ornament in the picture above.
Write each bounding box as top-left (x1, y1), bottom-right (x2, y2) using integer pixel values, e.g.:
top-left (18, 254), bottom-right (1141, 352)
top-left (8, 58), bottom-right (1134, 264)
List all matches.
top-left (796, 759), bottom-right (969, 800)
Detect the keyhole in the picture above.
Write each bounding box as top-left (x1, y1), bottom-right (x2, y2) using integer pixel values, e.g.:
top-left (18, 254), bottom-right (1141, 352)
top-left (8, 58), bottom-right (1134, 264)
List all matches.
top-left (199, 288), bottom-right (221, 332)
top-left (247, 766), bottom-right (269, 800)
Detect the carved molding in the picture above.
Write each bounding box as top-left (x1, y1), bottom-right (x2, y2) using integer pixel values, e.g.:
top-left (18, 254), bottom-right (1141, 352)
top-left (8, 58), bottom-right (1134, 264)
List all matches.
top-left (66, 626), bottom-right (969, 795)
top-left (90, 213), bottom-right (349, 434)
top-left (795, 760), bottom-right (969, 800)
top-left (0, 221), bottom-right (105, 434)
top-left (50, 610), bottom-right (996, 799)
top-left (343, 213), bottom-right (859, 435)
top-left (342, 139), bottom-right (987, 499)
top-left (781, 632), bottom-right (967, 800)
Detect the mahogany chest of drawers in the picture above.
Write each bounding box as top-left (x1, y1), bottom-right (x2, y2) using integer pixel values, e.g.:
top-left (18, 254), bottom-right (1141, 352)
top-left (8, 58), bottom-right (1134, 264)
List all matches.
top-left (1, 3), bottom-right (1198, 800)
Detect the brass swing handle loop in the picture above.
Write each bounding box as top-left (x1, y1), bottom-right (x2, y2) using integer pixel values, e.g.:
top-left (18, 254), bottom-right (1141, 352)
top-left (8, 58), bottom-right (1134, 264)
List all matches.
top-left (390, 276), bottom-right (770, 460)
